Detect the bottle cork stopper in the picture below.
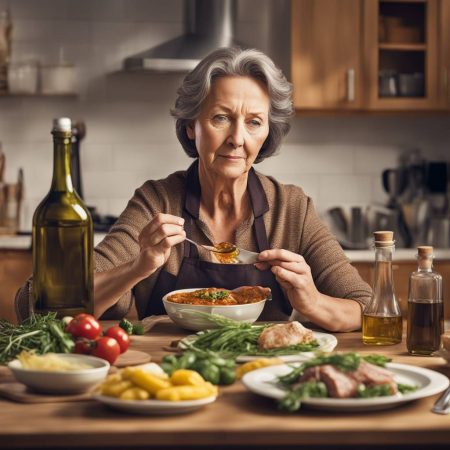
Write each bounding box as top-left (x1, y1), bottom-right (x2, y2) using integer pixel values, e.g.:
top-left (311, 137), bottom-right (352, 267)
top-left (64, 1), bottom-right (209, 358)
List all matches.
top-left (417, 245), bottom-right (433, 270)
top-left (52, 117), bottom-right (71, 132)
top-left (418, 246), bottom-right (433, 256)
top-left (373, 230), bottom-right (394, 247)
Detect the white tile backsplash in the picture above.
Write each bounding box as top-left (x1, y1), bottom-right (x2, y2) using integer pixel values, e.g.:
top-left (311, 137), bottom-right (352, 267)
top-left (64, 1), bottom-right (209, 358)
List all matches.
top-left (0, 0), bottom-right (449, 232)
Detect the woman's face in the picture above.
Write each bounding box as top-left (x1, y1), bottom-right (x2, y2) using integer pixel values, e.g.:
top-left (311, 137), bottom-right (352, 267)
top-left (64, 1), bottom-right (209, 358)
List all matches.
top-left (187, 76), bottom-right (270, 179)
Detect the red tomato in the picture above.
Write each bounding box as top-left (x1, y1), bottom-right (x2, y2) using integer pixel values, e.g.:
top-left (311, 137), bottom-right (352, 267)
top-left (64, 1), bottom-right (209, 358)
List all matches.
top-left (66, 314), bottom-right (102, 340)
top-left (74, 338), bottom-right (94, 355)
top-left (91, 337), bottom-right (121, 364)
top-left (105, 326), bottom-right (130, 354)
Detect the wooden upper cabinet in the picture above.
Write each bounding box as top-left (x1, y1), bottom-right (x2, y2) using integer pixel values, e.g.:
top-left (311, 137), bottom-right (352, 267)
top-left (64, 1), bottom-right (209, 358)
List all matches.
top-left (291, 0), bottom-right (363, 110)
top-left (291, 0), bottom-right (446, 112)
top-left (363, 0), bottom-right (440, 110)
top-left (439, 0), bottom-right (450, 109)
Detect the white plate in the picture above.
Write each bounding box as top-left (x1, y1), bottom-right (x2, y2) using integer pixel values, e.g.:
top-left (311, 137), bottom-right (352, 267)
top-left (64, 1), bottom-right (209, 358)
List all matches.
top-left (93, 394), bottom-right (217, 415)
top-left (180, 331), bottom-right (338, 363)
top-left (242, 362), bottom-right (450, 412)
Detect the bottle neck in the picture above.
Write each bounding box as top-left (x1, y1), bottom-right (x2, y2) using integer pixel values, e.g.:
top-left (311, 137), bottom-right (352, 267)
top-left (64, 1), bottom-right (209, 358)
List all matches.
top-left (417, 255), bottom-right (433, 272)
top-left (51, 132), bottom-right (74, 192)
top-left (373, 245), bottom-right (395, 296)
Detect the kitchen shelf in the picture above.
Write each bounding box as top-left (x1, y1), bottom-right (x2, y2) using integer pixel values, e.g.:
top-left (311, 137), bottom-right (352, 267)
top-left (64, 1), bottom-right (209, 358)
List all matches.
top-left (379, 43), bottom-right (426, 51)
top-left (0, 92), bottom-right (77, 98)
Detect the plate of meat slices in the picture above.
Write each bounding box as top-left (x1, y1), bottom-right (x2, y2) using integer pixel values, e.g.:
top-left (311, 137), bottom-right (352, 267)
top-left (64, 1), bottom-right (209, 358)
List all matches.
top-left (242, 352), bottom-right (450, 412)
top-left (180, 320), bottom-right (338, 363)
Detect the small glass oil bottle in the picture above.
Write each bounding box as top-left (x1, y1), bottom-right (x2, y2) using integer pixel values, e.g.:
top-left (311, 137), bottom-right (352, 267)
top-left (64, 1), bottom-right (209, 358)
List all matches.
top-left (362, 231), bottom-right (402, 345)
top-left (407, 246), bottom-right (443, 355)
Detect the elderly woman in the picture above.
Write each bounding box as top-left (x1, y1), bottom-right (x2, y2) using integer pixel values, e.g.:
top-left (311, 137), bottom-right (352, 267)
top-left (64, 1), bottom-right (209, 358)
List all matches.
top-left (92, 47), bottom-right (371, 332)
top-left (16, 47), bottom-right (371, 331)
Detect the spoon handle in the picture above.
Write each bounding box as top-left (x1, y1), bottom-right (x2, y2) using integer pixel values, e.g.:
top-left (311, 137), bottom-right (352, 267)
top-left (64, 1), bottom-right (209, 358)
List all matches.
top-left (432, 386), bottom-right (450, 414)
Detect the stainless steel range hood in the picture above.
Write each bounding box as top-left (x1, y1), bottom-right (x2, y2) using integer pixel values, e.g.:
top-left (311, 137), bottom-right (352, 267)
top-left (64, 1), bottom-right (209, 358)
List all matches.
top-left (123, 0), bottom-right (244, 72)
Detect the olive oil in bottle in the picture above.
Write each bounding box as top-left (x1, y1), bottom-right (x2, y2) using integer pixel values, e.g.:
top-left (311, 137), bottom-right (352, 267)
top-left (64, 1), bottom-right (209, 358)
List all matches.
top-left (362, 231), bottom-right (402, 345)
top-left (32, 118), bottom-right (93, 317)
top-left (407, 246), bottom-right (443, 355)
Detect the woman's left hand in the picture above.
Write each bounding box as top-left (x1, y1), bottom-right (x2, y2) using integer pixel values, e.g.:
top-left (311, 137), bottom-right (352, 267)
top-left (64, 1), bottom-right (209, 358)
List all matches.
top-left (255, 249), bottom-right (320, 316)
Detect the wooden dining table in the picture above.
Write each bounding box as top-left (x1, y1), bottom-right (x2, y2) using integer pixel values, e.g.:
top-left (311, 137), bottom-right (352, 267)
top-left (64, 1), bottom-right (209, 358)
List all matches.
top-left (1, 318), bottom-right (450, 450)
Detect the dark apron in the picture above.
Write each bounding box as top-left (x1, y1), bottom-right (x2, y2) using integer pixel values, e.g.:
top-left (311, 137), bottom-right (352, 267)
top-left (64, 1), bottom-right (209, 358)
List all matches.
top-left (143, 161), bottom-right (291, 320)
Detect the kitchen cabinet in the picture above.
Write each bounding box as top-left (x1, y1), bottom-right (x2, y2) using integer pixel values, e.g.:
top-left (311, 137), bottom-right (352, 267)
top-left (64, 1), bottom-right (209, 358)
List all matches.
top-left (364, 0), bottom-right (439, 110)
top-left (439, 0), bottom-right (450, 108)
top-left (291, 0), bottom-right (447, 112)
top-left (0, 249), bottom-right (31, 324)
top-left (353, 259), bottom-right (450, 319)
top-left (291, 0), bottom-right (363, 109)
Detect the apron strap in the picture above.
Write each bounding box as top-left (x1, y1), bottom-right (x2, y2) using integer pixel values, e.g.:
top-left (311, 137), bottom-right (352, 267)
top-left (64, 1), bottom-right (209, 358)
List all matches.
top-left (247, 167), bottom-right (270, 252)
top-left (182, 208), bottom-right (199, 258)
top-left (182, 161), bottom-right (201, 258)
top-left (254, 215), bottom-right (270, 251)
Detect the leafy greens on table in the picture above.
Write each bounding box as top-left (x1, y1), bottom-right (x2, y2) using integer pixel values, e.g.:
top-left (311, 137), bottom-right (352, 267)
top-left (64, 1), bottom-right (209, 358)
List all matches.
top-left (181, 313), bottom-right (319, 358)
top-left (0, 313), bottom-right (74, 364)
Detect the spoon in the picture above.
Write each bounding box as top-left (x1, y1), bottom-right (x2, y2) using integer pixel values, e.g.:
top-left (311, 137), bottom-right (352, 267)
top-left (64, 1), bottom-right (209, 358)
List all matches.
top-left (432, 385), bottom-right (450, 414)
top-left (184, 238), bottom-right (259, 264)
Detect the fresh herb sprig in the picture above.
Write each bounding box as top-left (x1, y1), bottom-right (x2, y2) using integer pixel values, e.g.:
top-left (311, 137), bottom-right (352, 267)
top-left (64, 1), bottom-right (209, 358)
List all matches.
top-left (0, 313), bottom-right (74, 364)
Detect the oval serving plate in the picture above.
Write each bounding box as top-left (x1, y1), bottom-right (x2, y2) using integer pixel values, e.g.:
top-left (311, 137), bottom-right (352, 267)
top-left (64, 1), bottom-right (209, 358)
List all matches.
top-left (242, 362), bottom-right (449, 412)
top-left (180, 331), bottom-right (337, 363)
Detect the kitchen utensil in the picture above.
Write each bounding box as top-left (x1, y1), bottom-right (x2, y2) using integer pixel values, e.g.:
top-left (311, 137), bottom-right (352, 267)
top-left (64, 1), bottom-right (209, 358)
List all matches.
top-left (40, 64), bottom-right (76, 95)
top-left (398, 73), bottom-right (424, 97)
top-left (327, 207), bottom-right (348, 235)
top-left (432, 386), bottom-right (450, 414)
top-left (184, 237), bottom-right (259, 264)
top-left (323, 205), bottom-right (370, 249)
top-left (7, 61), bottom-right (39, 94)
top-left (382, 168), bottom-right (408, 208)
top-left (379, 70), bottom-right (398, 97)
top-left (427, 217), bottom-right (450, 248)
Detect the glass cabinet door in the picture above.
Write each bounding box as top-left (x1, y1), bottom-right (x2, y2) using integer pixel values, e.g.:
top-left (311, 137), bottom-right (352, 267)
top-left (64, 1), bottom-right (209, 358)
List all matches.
top-left (363, 0), bottom-right (440, 110)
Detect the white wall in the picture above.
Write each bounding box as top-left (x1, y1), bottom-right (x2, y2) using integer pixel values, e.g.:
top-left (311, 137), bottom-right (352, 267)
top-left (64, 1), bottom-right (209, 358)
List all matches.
top-left (0, 0), bottom-right (449, 231)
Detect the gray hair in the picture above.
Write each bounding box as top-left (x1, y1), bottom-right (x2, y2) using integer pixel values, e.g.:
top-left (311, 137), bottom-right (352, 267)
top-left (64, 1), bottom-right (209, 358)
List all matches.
top-left (171, 47), bottom-right (293, 163)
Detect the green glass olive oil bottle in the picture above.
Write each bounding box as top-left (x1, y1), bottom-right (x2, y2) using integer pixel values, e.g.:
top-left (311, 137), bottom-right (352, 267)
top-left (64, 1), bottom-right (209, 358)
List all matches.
top-left (32, 118), bottom-right (93, 317)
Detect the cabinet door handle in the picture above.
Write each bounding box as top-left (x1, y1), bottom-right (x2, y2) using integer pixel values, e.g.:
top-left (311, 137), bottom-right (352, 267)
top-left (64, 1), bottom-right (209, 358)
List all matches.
top-left (347, 69), bottom-right (355, 102)
top-left (446, 68), bottom-right (450, 106)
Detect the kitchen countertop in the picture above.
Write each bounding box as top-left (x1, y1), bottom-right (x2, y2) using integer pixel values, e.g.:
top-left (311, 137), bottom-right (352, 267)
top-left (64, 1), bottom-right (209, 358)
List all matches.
top-left (1, 234), bottom-right (449, 261)
top-left (1, 320), bottom-right (450, 449)
top-left (0, 233), bottom-right (107, 249)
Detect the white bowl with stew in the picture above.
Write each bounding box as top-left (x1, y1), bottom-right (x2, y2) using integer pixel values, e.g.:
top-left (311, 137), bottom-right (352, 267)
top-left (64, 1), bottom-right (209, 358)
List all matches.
top-left (162, 287), bottom-right (269, 331)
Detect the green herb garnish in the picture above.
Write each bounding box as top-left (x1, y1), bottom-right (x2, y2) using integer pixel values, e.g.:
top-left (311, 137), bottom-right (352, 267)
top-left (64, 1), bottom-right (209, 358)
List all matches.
top-left (195, 290), bottom-right (230, 301)
top-left (398, 383), bottom-right (418, 394)
top-left (278, 353), bottom-right (391, 386)
top-left (357, 384), bottom-right (393, 398)
top-left (278, 381), bottom-right (328, 412)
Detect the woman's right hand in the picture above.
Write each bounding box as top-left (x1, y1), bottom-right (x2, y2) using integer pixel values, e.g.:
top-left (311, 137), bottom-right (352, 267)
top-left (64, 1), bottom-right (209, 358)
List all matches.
top-left (132, 213), bottom-right (186, 279)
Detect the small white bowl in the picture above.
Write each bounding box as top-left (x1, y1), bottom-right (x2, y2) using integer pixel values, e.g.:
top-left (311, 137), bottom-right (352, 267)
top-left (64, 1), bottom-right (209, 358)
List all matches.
top-left (162, 288), bottom-right (267, 331)
top-left (8, 354), bottom-right (110, 394)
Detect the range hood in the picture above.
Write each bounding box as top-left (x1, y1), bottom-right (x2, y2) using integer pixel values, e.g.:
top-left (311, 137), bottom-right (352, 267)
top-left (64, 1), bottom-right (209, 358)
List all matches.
top-left (123, 0), bottom-right (244, 72)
